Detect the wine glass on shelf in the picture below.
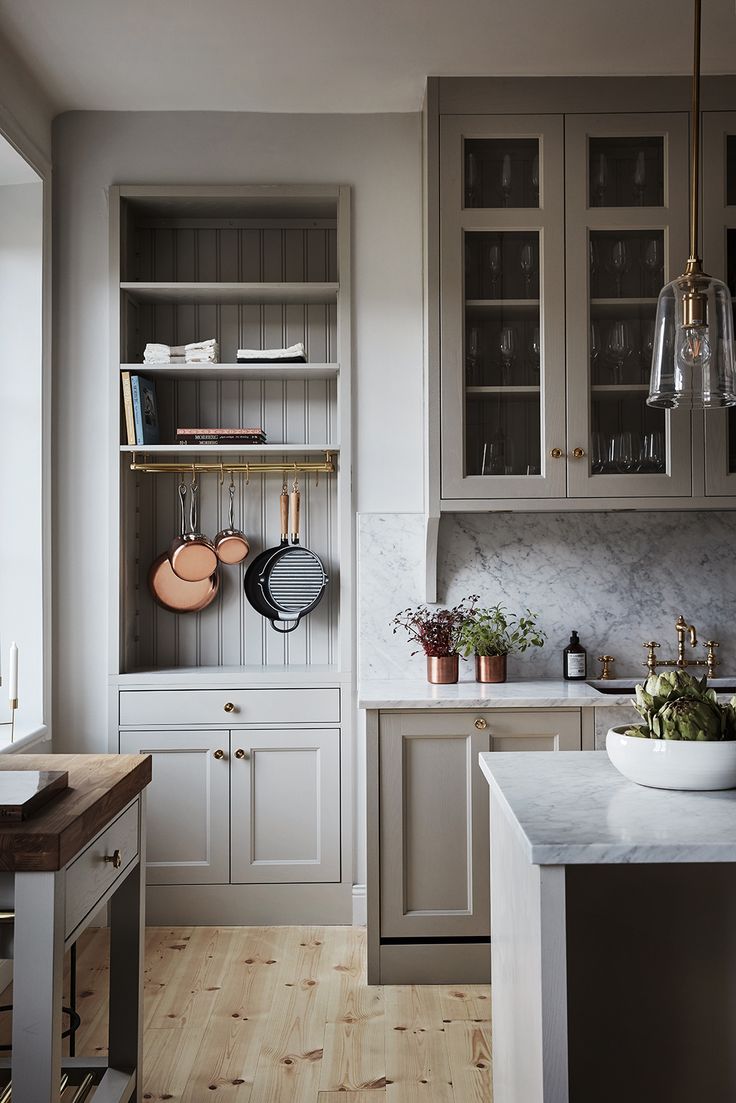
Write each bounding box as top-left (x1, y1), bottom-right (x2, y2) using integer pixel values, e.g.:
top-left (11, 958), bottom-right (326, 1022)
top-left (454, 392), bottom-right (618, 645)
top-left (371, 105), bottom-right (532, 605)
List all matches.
top-left (608, 239), bottom-right (629, 297)
top-left (488, 243), bottom-right (502, 298)
top-left (642, 237), bottom-right (662, 297)
top-left (519, 241), bottom-right (536, 298)
top-left (466, 151), bottom-right (480, 208)
top-left (593, 152), bottom-right (609, 207)
top-left (633, 151), bottom-right (647, 206)
top-left (639, 430), bottom-right (665, 473)
top-left (640, 319), bottom-right (656, 382)
top-left (589, 238), bottom-right (600, 296)
top-left (528, 326), bottom-right (541, 381)
top-left (531, 153), bottom-right (540, 204)
top-left (591, 431), bottom-right (606, 474)
top-left (606, 320), bottom-right (632, 385)
top-left (499, 325), bottom-right (518, 385)
top-left (590, 321), bottom-right (602, 382)
top-left (501, 154), bottom-right (512, 207)
top-left (466, 326), bottom-right (482, 385)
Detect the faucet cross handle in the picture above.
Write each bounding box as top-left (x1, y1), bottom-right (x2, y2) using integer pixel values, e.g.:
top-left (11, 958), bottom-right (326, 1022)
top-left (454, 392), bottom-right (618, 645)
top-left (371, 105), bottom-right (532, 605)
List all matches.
top-left (643, 641), bottom-right (660, 673)
top-left (705, 640), bottom-right (720, 678)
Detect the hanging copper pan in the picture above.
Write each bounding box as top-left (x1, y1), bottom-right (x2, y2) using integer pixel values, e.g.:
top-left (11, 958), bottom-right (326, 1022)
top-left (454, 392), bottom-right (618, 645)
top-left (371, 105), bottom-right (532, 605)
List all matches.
top-left (215, 474), bottom-right (250, 565)
top-left (149, 482), bottom-right (219, 612)
top-left (169, 478), bottom-right (218, 582)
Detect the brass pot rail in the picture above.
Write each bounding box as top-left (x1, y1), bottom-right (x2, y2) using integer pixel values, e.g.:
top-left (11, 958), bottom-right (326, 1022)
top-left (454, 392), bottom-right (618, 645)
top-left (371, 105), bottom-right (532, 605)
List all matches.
top-left (129, 450), bottom-right (335, 477)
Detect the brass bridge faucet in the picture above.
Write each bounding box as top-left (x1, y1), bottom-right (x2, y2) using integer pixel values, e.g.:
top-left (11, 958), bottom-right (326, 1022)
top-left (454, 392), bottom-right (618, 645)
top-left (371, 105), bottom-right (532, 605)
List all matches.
top-left (643, 615), bottom-right (720, 679)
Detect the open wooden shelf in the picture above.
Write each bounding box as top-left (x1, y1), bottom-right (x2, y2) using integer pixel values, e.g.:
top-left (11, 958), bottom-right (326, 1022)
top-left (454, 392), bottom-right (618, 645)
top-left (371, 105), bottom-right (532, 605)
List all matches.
top-left (120, 281), bottom-right (339, 305)
top-left (121, 362), bottom-right (340, 381)
top-left (120, 443), bottom-right (338, 455)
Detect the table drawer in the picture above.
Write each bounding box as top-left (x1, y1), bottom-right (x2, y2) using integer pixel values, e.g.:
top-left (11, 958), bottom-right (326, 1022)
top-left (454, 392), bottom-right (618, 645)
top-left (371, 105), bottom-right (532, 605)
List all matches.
top-left (119, 688), bottom-right (340, 727)
top-left (65, 801), bottom-right (139, 937)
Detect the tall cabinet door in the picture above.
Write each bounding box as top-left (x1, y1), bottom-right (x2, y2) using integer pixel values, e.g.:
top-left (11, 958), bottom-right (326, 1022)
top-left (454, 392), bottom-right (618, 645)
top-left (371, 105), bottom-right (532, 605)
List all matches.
top-left (230, 728), bottom-right (340, 884)
top-left (440, 114), bottom-right (567, 500)
top-left (703, 111), bottom-right (736, 495)
top-left (565, 113), bottom-right (692, 497)
top-left (119, 729), bottom-right (230, 885)
top-left (379, 712), bottom-right (491, 938)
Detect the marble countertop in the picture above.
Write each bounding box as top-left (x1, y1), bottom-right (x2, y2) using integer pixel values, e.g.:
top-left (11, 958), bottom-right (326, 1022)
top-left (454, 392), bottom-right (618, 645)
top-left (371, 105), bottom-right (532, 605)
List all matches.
top-left (358, 677), bottom-right (632, 709)
top-left (479, 750), bottom-right (736, 865)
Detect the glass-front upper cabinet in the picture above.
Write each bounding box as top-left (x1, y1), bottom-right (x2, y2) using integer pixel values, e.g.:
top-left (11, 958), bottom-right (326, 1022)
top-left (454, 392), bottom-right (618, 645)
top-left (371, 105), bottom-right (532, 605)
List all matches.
top-left (565, 113), bottom-right (692, 497)
top-left (440, 115), bottom-right (566, 499)
top-left (703, 112), bottom-right (736, 495)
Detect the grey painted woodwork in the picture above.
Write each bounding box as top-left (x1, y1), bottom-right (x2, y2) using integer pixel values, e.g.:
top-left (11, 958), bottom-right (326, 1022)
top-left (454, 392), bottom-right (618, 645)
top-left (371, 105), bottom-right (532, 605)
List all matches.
top-left (65, 802), bottom-right (139, 934)
top-left (369, 707), bottom-right (581, 983)
top-left (119, 730), bottom-right (229, 885)
top-left (230, 727), bottom-right (340, 883)
top-left (119, 686), bottom-right (340, 727)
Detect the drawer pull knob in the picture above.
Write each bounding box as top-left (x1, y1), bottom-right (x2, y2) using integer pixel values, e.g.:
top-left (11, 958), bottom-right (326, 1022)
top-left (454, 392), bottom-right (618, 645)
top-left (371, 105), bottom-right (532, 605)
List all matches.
top-left (213, 748), bottom-right (225, 760)
top-left (223, 702), bottom-right (236, 713)
top-left (104, 849), bottom-right (122, 870)
top-left (474, 717), bottom-right (488, 730)
top-left (571, 447), bottom-right (586, 459)
top-left (550, 447), bottom-right (563, 459)
top-left (234, 748), bottom-right (247, 759)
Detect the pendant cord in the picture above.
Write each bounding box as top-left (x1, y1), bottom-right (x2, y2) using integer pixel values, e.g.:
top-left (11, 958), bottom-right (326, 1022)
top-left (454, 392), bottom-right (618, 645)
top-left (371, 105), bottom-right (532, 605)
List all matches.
top-left (689, 0), bottom-right (702, 264)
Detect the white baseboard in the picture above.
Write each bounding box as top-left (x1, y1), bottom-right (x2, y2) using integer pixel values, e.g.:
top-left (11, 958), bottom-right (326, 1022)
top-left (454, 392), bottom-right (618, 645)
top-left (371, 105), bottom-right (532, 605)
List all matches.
top-left (352, 883), bottom-right (367, 926)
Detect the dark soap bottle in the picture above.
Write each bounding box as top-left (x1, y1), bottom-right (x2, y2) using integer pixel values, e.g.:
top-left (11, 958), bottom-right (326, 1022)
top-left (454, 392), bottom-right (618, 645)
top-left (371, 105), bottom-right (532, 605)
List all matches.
top-left (563, 631), bottom-right (587, 680)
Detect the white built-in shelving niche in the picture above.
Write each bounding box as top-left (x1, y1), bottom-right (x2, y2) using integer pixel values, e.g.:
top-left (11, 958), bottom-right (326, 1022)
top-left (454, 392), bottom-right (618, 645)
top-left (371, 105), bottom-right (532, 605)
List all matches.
top-left (112, 185), bottom-right (351, 678)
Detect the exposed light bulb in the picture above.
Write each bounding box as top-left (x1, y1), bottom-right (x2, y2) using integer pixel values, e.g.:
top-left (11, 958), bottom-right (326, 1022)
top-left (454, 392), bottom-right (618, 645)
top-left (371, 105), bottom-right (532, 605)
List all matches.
top-left (675, 323), bottom-right (712, 375)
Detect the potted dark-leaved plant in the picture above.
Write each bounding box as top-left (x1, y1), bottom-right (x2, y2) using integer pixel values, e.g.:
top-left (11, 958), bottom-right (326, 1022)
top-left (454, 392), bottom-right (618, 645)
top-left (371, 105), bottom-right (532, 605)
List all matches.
top-left (457, 603), bottom-right (546, 683)
top-left (391, 597), bottom-right (477, 684)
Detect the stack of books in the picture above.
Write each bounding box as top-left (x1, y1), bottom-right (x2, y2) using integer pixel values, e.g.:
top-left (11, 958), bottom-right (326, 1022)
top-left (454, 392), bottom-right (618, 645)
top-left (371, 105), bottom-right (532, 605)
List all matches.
top-left (175, 427), bottom-right (267, 446)
top-left (121, 372), bottom-right (160, 445)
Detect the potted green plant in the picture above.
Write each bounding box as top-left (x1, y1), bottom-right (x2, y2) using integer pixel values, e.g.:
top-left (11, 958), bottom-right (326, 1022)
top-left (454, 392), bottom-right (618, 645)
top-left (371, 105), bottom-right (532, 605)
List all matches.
top-left (457, 604), bottom-right (546, 683)
top-left (391, 597), bottom-right (477, 684)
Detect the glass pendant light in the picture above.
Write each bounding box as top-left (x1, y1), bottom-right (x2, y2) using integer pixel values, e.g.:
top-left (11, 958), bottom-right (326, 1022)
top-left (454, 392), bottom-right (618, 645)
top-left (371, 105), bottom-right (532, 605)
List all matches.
top-left (648, 0), bottom-right (736, 409)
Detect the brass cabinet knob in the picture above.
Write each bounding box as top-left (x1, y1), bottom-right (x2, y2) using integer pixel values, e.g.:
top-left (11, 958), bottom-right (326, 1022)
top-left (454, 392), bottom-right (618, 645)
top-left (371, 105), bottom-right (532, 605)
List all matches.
top-left (234, 748), bottom-right (247, 760)
top-left (550, 447), bottom-right (563, 458)
top-left (571, 447), bottom-right (586, 459)
top-left (223, 702), bottom-right (236, 713)
top-left (103, 848), bottom-right (122, 869)
top-left (474, 717), bottom-right (488, 730)
top-left (213, 748), bottom-right (225, 760)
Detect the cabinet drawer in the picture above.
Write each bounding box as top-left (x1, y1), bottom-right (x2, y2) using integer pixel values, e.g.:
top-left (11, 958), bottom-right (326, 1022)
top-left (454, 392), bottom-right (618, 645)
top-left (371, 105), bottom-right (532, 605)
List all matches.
top-left (65, 801), bottom-right (139, 937)
top-left (119, 688), bottom-right (340, 727)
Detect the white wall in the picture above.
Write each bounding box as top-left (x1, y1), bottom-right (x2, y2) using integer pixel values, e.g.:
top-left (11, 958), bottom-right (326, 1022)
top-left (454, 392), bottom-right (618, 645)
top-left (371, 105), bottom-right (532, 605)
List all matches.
top-left (52, 111), bottom-right (424, 762)
top-left (0, 182), bottom-right (44, 734)
top-left (0, 30), bottom-right (52, 170)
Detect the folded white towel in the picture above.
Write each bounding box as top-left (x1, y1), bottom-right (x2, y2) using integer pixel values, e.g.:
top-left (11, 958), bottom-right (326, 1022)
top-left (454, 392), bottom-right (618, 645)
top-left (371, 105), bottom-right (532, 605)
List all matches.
top-left (186, 339), bottom-right (217, 352)
top-left (236, 342), bottom-right (306, 361)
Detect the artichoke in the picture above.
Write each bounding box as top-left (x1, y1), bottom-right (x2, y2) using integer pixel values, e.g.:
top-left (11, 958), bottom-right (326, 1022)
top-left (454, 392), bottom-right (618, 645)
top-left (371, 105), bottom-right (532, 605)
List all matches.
top-left (650, 695), bottom-right (725, 741)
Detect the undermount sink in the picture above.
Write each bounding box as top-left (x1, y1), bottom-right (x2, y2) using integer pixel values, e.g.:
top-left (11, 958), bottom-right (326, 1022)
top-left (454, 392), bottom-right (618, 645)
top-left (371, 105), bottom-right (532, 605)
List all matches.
top-left (588, 677), bottom-right (736, 695)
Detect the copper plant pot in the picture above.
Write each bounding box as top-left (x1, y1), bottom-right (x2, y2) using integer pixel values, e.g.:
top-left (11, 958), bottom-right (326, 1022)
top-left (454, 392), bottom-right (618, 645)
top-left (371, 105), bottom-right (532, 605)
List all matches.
top-left (475, 654), bottom-right (507, 684)
top-left (427, 654), bottom-right (459, 685)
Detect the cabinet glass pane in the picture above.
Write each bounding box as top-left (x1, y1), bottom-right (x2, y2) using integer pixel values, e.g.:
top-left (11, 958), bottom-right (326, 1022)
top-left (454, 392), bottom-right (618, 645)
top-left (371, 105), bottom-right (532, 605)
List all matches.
top-left (588, 228), bottom-right (666, 476)
top-left (464, 139), bottom-right (539, 209)
top-left (464, 230), bottom-right (541, 476)
top-left (727, 136), bottom-right (736, 206)
top-left (589, 136), bottom-right (664, 207)
top-left (727, 228), bottom-right (736, 472)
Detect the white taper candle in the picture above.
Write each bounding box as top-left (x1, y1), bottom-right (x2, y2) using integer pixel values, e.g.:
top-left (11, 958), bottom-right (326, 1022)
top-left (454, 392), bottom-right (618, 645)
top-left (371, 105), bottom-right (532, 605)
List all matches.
top-left (9, 643), bottom-right (18, 703)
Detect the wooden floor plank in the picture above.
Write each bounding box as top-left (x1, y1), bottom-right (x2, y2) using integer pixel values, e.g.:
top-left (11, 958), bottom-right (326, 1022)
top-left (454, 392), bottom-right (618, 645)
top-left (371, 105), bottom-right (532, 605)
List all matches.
top-left (445, 1020), bottom-right (492, 1103)
top-left (384, 986), bottom-right (454, 1103)
top-left (0, 925), bottom-right (492, 1103)
top-left (439, 985), bottom-right (491, 1023)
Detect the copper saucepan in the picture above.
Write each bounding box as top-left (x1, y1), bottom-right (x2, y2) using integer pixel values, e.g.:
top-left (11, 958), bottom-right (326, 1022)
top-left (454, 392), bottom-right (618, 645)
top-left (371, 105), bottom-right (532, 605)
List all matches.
top-left (149, 483), bottom-right (219, 613)
top-left (215, 474), bottom-right (250, 565)
top-left (169, 478), bottom-right (218, 582)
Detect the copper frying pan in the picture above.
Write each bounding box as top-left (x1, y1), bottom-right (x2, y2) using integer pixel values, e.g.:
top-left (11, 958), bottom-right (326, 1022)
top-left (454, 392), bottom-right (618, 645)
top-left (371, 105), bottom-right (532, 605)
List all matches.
top-left (169, 478), bottom-right (218, 582)
top-left (215, 474), bottom-right (250, 565)
top-left (149, 482), bottom-right (219, 612)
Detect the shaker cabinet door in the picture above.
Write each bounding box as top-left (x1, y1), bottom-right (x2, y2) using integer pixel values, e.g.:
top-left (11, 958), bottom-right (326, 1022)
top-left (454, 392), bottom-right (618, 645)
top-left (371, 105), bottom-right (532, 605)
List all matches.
top-left (230, 728), bottom-right (341, 884)
top-left (379, 712), bottom-right (491, 938)
top-left (484, 708), bottom-right (581, 751)
top-left (119, 729), bottom-right (230, 885)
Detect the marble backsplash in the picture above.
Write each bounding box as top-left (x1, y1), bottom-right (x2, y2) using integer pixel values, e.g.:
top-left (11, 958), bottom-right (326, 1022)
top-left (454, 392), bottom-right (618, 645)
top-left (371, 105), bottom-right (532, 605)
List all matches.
top-left (358, 510), bottom-right (736, 681)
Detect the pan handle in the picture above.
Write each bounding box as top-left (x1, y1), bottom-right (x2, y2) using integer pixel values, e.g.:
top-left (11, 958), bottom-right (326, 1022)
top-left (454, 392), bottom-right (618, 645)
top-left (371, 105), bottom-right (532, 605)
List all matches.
top-left (279, 483), bottom-right (289, 542)
top-left (178, 483), bottom-right (187, 537)
top-left (270, 616), bottom-right (301, 633)
top-left (290, 481), bottom-right (300, 545)
top-left (228, 479), bottom-right (236, 530)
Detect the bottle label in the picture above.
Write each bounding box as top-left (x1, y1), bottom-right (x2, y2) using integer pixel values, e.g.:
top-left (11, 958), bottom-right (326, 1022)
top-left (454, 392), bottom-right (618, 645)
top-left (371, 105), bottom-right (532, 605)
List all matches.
top-left (566, 653), bottom-right (586, 678)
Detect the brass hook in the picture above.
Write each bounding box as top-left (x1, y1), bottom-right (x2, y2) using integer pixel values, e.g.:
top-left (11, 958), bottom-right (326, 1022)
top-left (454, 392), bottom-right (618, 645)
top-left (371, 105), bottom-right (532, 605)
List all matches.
top-left (219, 463), bottom-right (225, 487)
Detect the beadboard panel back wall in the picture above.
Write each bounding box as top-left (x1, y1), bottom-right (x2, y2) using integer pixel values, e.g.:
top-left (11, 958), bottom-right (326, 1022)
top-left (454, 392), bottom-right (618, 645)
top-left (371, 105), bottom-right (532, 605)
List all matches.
top-left (358, 511), bottom-right (736, 681)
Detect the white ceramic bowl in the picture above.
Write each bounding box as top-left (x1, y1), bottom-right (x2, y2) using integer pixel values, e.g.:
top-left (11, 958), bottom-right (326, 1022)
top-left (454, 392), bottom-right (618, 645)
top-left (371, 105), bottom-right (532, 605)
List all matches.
top-left (606, 726), bottom-right (736, 791)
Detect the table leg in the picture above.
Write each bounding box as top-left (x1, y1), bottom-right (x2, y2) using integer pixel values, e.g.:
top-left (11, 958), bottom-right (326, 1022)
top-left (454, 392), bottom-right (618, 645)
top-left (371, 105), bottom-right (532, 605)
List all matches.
top-left (11, 870), bottom-right (64, 1103)
top-left (108, 794), bottom-right (145, 1100)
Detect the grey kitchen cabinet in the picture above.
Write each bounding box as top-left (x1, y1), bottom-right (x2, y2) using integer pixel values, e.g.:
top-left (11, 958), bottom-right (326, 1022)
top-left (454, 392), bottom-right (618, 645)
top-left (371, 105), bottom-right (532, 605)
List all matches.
top-left (120, 724), bottom-right (341, 890)
top-left (426, 76), bottom-right (736, 524)
top-left (230, 727), bottom-right (341, 884)
top-left (368, 707), bottom-right (582, 984)
top-left (119, 728), bottom-right (229, 885)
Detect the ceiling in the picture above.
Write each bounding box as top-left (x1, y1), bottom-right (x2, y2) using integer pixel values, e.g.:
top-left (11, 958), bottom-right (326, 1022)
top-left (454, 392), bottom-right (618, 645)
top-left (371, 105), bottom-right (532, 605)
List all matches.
top-left (1, 0), bottom-right (735, 115)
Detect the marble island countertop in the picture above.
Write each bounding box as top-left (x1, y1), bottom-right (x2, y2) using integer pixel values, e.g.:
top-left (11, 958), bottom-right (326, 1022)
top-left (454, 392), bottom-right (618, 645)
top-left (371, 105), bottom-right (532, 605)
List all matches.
top-left (358, 677), bottom-right (633, 709)
top-left (480, 750), bottom-right (736, 865)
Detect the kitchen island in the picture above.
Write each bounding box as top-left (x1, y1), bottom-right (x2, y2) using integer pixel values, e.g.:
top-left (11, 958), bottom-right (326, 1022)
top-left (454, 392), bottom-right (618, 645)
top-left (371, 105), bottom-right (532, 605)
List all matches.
top-left (480, 751), bottom-right (736, 1103)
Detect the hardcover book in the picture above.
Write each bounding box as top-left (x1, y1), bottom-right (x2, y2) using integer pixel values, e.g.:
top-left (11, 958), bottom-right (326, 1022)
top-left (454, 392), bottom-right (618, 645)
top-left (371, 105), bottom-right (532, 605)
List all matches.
top-left (131, 375), bottom-right (160, 445)
top-left (120, 371), bottom-right (136, 445)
